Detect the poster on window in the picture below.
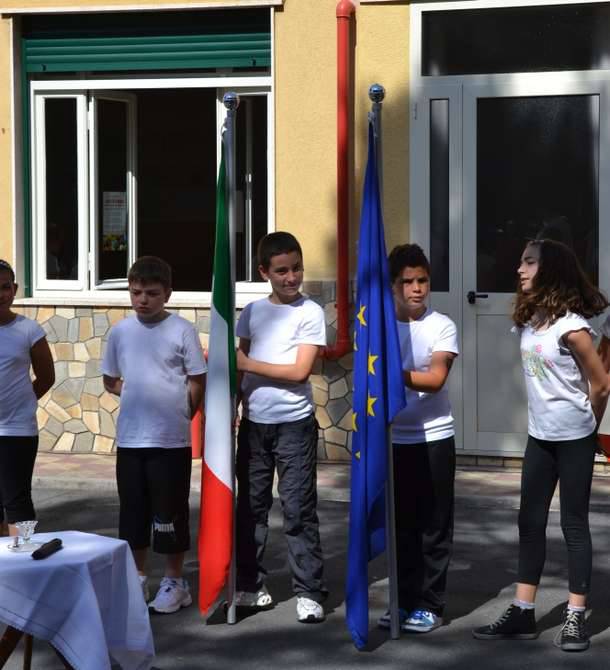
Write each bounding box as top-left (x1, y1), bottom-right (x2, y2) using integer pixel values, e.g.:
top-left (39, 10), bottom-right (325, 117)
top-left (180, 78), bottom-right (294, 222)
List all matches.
top-left (102, 191), bottom-right (127, 251)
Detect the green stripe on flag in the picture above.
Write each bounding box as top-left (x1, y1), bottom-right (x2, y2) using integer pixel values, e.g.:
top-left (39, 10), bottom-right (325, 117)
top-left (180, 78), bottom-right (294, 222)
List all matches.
top-left (213, 142), bottom-right (237, 396)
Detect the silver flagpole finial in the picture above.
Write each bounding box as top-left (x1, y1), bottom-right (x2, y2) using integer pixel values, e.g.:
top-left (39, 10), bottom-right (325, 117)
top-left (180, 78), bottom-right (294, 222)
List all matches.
top-left (223, 92), bottom-right (240, 111)
top-left (369, 83), bottom-right (385, 103)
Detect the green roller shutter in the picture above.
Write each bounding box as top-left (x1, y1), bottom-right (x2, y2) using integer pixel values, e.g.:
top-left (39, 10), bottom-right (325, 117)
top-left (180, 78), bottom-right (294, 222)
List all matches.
top-left (22, 9), bottom-right (271, 73)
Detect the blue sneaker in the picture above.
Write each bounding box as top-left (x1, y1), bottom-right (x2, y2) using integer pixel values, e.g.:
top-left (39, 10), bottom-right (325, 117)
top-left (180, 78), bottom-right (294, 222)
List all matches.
top-left (377, 607), bottom-right (409, 630)
top-left (402, 609), bottom-right (443, 633)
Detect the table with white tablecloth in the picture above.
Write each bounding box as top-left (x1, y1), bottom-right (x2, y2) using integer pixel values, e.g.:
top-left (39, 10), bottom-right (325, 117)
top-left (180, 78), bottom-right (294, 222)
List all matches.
top-left (0, 531), bottom-right (154, 670)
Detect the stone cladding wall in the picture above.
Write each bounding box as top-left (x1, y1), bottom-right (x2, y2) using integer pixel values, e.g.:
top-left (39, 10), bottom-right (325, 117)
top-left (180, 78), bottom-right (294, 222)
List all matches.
top-left (12, 280), bottom-right (353, 461)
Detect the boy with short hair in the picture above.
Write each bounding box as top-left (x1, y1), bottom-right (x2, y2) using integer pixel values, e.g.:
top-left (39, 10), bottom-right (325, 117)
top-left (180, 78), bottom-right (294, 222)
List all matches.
top-left (102, 256), bottom-right (206, 614)
top-left (378, 243), bottom-right (459, 634)
top-left (235, 231), bottom-right (328, 623)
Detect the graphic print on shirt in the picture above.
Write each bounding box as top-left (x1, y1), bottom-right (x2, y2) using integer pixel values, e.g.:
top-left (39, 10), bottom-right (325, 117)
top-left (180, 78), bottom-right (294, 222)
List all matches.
top-left (521, 343), bottom-right (555, 381)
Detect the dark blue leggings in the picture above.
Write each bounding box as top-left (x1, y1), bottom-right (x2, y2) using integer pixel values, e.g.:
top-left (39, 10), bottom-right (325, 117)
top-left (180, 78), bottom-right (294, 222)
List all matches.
top-left (0, 435), bottom-right (38, 523)
top-left (517, 433), bottom-right (597, 595)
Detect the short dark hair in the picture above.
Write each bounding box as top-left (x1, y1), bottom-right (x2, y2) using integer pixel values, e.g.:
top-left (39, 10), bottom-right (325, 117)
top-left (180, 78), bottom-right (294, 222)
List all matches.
top-left (128, 256), bottom-right (172, 289)
top-left (257, 232), bottom-right (303, 270)
top-left (388, 244), bottom-right (430, 282)
top-left (0, 259), bottom-right (15, 282)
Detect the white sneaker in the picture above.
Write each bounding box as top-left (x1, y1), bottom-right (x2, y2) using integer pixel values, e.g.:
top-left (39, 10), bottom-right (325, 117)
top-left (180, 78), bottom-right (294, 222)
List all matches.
top-left (235, 585), bottom-right (273, 608)
top-left (149, 577), bottom-right (192, 614)
top-left (139, 575), bottom-right (150, 603)
top-left (296, 596), bottom-right (325, 623)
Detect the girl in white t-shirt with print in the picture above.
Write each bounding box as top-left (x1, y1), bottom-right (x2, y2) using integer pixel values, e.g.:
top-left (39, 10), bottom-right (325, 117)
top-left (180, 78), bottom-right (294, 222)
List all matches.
top-left (378, 244), bottom-right (458, 635)
top-left (473, 239), bottom-right (610, 652)
top-left (0, 260), bottom-right (54, 538)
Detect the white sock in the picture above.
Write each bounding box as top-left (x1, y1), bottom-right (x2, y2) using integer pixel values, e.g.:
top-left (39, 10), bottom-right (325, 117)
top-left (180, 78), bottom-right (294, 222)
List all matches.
top-left (513, 598), bottom-right (535, 610)
top-left (567, 604), bottom-right (586, 613)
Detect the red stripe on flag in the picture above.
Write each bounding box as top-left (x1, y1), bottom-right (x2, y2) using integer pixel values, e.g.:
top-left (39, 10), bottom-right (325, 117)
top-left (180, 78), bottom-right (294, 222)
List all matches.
top-left (198, 462), bottom-right (233, 615)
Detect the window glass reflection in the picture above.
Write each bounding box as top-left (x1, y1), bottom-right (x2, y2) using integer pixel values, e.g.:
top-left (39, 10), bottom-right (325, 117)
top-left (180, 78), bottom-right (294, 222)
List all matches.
top-left (430, 99), bottom-right (449, 292)
top-left (477, 95), bottom-right (599, 292)
top-left (423, 3), bottom-right (610, 76)
top-left (45, 98), bottom-right (79, 280)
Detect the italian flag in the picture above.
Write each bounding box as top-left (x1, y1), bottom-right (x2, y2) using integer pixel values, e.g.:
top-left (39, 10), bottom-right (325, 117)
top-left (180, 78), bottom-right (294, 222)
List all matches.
top-left (198, 144), bottom-right (236, 616)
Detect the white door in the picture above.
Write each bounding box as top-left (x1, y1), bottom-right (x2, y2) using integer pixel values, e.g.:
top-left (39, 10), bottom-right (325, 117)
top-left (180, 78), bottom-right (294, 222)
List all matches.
top-left (89, 92), bottom-right (137, 289)
top-left (412, 75), bottom-right (610, 455)
top-left (410, 83), bottom-right (464, 450)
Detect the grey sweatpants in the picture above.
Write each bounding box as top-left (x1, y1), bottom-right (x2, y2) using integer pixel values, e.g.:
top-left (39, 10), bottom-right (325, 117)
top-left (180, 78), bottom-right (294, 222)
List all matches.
top-left (235, 414), bottom-right (327, 602)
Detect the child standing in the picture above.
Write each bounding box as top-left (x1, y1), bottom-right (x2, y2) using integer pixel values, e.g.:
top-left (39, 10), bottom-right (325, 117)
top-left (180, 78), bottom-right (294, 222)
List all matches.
top-left (378, 244), bottom-right (458, 634)
top-left (473, 239), bottom-right (610, 652)
top-left (235, 232), bottom-right (327, 623)
top-left (0, 259), bottom-right (54, 536)
top-left (102, 256), bottom-right (206, 614)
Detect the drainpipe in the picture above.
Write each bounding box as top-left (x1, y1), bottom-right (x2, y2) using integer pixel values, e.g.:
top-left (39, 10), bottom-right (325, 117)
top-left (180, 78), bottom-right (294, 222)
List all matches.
top-left (322, 0), bottom-right (356, 360)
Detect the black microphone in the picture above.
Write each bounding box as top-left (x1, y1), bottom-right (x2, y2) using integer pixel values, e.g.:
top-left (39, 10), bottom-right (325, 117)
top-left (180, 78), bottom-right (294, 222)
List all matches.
top-left (32, 538), bottom-right (63, 560)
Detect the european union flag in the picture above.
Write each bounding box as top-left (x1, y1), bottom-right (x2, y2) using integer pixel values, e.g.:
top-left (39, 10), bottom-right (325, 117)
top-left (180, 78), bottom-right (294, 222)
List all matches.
top-left (346, 120), bottom-right (407, 649)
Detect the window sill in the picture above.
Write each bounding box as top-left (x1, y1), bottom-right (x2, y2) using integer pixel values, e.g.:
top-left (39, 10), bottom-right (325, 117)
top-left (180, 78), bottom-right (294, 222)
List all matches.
top-left (15, 286), bottom-right (270, 309)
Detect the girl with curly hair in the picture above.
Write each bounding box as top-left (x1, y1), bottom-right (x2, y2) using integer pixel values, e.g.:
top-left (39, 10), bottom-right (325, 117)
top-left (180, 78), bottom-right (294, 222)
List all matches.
top-left (473, 239), bottom-right (610, 652)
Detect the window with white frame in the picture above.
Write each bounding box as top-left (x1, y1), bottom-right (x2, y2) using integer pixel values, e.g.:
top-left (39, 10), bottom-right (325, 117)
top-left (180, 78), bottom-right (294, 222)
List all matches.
top-left (31, 82), bottom-right (272, 296)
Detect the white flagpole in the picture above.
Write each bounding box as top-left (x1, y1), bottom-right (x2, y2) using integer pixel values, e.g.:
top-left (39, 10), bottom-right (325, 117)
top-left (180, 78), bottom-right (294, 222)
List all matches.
top-left (223, 91), bottom-right (240, 625)
top-left (369, 83), bottom-right (400, 641)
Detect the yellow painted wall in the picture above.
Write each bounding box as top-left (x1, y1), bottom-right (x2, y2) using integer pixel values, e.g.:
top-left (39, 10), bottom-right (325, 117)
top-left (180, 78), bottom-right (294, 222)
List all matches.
top-left (275, 0), bottom-right (410, 280)
top-left (274, 0), bottom-right (338, 280)
top-left (354, 3), bottom-right (410, 260)
top-left (0, 17), bottom-right (12, 265)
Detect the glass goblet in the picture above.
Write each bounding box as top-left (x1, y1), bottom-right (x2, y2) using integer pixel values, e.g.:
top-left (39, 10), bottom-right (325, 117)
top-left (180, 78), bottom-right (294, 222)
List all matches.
top-left (12, 520), bottom-right (41, 552)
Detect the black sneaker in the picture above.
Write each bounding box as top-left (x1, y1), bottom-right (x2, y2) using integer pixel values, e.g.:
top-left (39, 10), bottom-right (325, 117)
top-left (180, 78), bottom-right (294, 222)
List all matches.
top-left (472, 604), bottom-right (539, 640)
top-left (555, 609), bottom-right (589, 652)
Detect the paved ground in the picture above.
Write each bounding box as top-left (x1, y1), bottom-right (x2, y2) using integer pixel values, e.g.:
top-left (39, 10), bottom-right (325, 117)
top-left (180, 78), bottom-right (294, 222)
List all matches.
top-left (5, 455), bottom-right (610, 668)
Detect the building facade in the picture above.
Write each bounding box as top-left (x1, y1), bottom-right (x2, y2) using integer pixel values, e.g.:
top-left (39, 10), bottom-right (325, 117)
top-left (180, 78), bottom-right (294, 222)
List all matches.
top-left (1, 0), bottom-right (609, 465)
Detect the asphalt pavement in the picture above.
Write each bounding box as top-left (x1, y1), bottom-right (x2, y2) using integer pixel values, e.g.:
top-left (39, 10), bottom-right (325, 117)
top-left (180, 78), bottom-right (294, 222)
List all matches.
top-left (4, 463), bottom-right (610, 669)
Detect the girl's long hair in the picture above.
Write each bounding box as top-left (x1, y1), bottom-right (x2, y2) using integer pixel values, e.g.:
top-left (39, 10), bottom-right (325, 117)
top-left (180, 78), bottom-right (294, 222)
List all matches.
top-left (512, 238), bottom-right (608, 327)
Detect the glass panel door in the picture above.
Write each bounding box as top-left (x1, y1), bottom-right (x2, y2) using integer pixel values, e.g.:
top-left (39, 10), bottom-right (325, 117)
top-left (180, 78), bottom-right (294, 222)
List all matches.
top-left (477, 95), bottom-right (599, 292)
top-left (89, 93), bottom-right (137, 289)
top-left (463, 79), bottom-right (609, 455)
top-left (32, 93), bottom-right (88, 290)
top-left (235, 95), bottom-right (268, 282)
top-left (410, 83), bottom-right (463, 447)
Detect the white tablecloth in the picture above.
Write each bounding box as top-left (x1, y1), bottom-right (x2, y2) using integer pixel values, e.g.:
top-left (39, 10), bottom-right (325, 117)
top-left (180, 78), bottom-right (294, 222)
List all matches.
top-left (0, 531), bottom-right (154, 670)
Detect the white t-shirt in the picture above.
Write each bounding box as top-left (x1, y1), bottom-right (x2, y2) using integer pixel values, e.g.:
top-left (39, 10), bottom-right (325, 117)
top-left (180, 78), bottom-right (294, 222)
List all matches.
top-left (517, 312), bottom-right (596, 441)
top-left (237, 296), bottom-right (326, 424)
top-left (101, 313), bottom-right (207, 448)
top-left (391, 309), bottom-right (459, 445)
top-left (0, 315), bottom-right (46, 436)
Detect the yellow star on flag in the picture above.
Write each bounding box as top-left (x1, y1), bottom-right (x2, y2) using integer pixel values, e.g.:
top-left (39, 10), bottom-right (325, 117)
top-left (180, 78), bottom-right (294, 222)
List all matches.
top-left (367, 393), bottom-right (377, 417)
top-left (355, 451), bottom-right (361, 460)
top-left (352, 412), bottom-right (358, 432)
top-left (368, 353), bottom-right (378, 375)
top-left (357, 304), bottom-right (367, 327)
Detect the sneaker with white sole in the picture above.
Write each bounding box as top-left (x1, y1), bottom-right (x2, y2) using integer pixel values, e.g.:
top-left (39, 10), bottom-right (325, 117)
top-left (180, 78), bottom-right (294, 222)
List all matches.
top-left (402, 609), bottom-right (443, 633)
top-left (139, 575), bottom-right (150, 603)
top-left (296, 596), bottom-right (325, 623)
top-left (235, 584), bottom-right (274, 608)
top-left (149, 577), bottom-right (192, 614)
top-left (472, 604), bottom-right (538, 640)
top-left (377, 608), bottom-right (410, 630)
top-left (554, 608), bottom-right (590, 652)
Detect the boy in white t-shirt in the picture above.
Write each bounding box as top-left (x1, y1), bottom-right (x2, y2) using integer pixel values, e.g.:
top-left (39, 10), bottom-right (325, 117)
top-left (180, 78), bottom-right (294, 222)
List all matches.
top-left (0, 259), bottom-right (55, 537)
top-left (235, 232), bottom-right (327, 623)
top-left (102, 257), bottom-right (206, 614)
top-left (378, 244), bottom-right (459, 634)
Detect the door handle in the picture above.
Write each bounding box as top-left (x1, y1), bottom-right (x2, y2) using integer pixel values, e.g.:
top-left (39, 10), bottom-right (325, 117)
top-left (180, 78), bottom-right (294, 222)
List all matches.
top-left (467, 291), bottom-right (489, 305)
